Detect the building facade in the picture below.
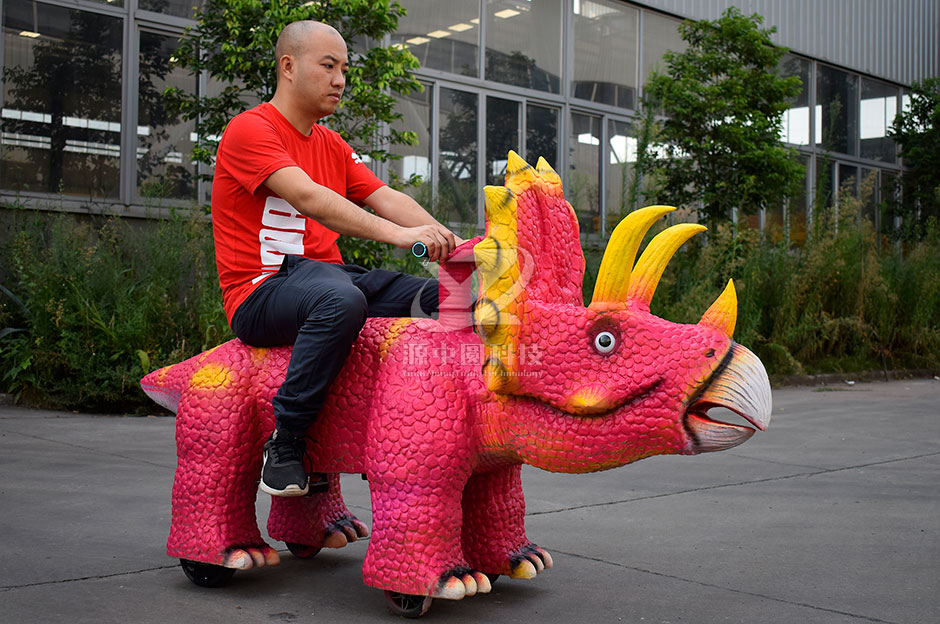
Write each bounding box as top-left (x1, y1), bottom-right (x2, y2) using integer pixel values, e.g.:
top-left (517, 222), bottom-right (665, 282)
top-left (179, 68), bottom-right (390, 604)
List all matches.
top-left (1, 0), bottom-right (938, 241)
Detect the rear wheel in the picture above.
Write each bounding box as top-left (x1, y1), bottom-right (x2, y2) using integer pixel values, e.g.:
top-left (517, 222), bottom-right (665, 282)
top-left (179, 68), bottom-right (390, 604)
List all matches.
top-left (179, 559), bottom-right (236, 588)
top-left (285, 542), bottom-right (321, 559)
top-left (384, 591), bottom-right (433, 618)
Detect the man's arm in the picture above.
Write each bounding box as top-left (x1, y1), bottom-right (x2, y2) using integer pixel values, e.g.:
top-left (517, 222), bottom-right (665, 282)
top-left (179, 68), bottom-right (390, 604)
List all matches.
top-left (364, 185), bottom-right (465, 249)
top-left (264, 166), bottom-right (456, 261)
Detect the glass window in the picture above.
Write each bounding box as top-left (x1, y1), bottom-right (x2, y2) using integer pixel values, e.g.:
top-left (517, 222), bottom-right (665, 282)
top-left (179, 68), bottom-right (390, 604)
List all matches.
top-left (389, 85), bottom-right (432, 202)
top-left (778, 55), bottom-right (811, 146)
top-left (789, 154), bottom-right (810, 247)
top-left (568, 112), bottom-right (601, 235)
top-left (880, 171), bottom-right (899, 239)
top-left (486, 96), bottom-right (520, 186)
top-left (572, 0), bottom-right (638, 109)
top-left (393, 1), bottom-right (479, 78)
top-left (526, 103), bottom-right (558, 169)
top-left (438, 87), bottom-right (478, 225)
top-left (485, 0), bottom-right (561, 94)
top-left (859, 78), bottom-right (898, 163)
top-left (815, 158), bottom-right (835, 210)
top-left (860, 167), bottom-right (879, 227)
top-left (137, 31), bottom-right (197, 202)
top-left (138, 1), bottom-right (201, 18)
top-left (816, 65), bottom-right (858, 155)
top-left (641, 11), bottom-right (685, 90)
top-left (838, 163), bottom-right (858, 201)
top-left (1, 1), bottom-right (123, 198)
top-left (606, 118), bottom-right (634, 227)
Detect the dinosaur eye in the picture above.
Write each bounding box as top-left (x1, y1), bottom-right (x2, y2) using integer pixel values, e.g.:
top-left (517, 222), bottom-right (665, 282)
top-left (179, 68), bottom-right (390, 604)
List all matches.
top-left (594, 331), bottom-right (617, 354)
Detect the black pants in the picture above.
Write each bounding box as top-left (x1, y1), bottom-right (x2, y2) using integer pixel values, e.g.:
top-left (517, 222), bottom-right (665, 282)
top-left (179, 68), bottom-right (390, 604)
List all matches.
top-left (232, 255), bottom-right (438, 436)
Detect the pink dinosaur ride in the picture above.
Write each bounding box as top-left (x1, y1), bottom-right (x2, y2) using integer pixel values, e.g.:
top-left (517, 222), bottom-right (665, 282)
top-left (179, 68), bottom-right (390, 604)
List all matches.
top-left (141, 152), bottom-right (772, 617)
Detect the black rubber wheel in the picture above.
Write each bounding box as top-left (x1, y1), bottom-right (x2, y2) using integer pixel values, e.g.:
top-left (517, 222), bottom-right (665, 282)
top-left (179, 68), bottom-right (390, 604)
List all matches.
top-left (485, 573), bottom-right (500, 587)
top-left (285, 542), bottom-right (321, 559)
top-left (179, 559), bottom-right (236, 588)
top-left (384, 590), bottom-right (433, 618)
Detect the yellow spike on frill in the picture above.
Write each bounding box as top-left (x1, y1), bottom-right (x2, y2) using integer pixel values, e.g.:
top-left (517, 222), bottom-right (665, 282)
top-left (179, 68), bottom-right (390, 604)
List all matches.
top-left (591, 206), bottom-right (674, 307)
top-left (475, 185), bottom-right (524, 393)
top-left (628, 223), bottom-right (706, 307)
top-left (535, 157), bottom-right (557, 176)
top-left (700, 279), bottom-right (738, 338)
top-left (505, 150), bottom-right (536, 195)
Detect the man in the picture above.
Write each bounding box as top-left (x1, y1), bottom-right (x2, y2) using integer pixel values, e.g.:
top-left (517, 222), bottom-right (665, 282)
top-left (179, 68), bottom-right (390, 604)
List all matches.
top-left (211, 20), bottom-right (460, 497)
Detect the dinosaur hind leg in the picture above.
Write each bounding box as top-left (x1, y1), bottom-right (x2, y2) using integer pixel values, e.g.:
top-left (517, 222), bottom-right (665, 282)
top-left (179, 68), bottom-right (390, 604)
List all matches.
top-left (267, 474), bottom-right (369, 550)
top-left (168, 393), bottom-right (278, 569)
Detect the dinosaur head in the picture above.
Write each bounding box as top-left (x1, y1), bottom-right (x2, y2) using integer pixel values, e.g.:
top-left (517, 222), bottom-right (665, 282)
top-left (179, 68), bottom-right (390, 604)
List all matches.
top-left (473, 152), bottom-right (771, 473)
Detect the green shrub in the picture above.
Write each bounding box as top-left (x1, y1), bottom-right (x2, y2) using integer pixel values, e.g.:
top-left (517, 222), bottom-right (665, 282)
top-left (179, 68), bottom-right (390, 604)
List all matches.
top-left (0, 207), bottom-right (231, 411)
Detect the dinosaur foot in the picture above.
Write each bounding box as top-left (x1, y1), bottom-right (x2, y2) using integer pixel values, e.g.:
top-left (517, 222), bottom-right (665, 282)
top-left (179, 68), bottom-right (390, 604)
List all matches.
top-left (221, 545), bottom-right (280, 570)
top-left (323, 515), bottom-right (370, 548)
top-left (432, 567), bottom-right (493, 600)
top-left (509, 545), bottom-right (554, 579)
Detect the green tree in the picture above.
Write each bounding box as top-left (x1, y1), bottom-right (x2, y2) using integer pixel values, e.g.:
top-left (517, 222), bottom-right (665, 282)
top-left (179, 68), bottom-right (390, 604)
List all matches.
top-left (889, 76), bottom-right (940, 239)
top-left (163, 0), bottom-right (424, 268)
top-left (643, 7), bottom-right (804, 228)
top-left (165, 0), bottom-right (421, 167)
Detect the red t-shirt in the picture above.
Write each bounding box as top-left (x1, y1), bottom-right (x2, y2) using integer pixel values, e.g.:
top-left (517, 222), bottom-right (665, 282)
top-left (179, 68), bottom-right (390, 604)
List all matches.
top-left (211, 102), bottom-right (385, 324)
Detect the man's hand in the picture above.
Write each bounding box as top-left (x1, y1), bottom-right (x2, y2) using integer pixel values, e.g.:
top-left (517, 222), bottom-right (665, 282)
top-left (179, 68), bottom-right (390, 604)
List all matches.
top-left (393, 224), bottom-right (457, 262)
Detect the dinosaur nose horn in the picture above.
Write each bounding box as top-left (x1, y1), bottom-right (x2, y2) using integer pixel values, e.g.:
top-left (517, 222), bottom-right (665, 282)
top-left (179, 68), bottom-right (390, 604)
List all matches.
top-left (699, 279), bottom-right (738, 338)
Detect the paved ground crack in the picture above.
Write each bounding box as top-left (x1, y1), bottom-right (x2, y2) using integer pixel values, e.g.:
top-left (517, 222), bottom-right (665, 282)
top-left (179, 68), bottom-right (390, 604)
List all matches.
top-left (527, 451), bottom-right (940, 517)
top-left (0, 565), bottom-right (178, 592)
top-left (548, 548), bottom-right (900, 624)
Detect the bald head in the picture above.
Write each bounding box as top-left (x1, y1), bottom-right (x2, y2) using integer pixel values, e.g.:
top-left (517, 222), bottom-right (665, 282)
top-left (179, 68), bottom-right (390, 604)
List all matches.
top-left (275, 21), bottom-right (345, 78)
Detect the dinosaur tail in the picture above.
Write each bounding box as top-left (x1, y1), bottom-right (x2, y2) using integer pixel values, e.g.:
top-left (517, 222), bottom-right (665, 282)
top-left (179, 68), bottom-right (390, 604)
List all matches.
top-left (140, 360), bottom-right (195, 414)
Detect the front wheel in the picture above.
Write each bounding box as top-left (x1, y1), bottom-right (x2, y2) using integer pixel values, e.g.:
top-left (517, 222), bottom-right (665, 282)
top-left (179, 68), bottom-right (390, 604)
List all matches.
top-left (179, 559), bottom-right (236, 588)
top-left (384, 590), bottom-right (433, 618)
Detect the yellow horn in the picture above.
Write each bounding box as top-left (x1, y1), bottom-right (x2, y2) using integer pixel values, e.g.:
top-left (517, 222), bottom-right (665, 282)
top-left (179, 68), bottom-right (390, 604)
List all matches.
top-left (483, 185), bottom-right (515, 224)
top-left (535, 157), bottom-right (557, 176)
top-left (700, 279), bottom-right (738, 338)
top-left (506, 150), bottom-right (532, 176)
top-left (590, 206), bottom-right (674, 307)
top-left (628, 223), bottom-right (706, 307)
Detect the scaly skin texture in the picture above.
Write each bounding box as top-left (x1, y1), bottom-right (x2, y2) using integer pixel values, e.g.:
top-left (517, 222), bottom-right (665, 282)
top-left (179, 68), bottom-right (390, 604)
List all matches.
top-left (142, 152), bottom-right (772, 601)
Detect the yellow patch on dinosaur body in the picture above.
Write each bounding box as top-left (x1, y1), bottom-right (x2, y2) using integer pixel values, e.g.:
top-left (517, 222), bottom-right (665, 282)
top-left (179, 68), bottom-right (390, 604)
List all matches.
top-left (250, 346), bottom-right (271, 365)
top-left (196, 344), bottom-right (221, 365)
top-left (190, 362), bottom-right (231, 390)
top-left (379, 318), bottom-right (414, 362)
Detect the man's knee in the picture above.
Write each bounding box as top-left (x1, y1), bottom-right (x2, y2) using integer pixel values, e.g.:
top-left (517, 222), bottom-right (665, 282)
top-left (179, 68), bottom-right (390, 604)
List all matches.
top-left (300, 282), bottom-right (367, 329)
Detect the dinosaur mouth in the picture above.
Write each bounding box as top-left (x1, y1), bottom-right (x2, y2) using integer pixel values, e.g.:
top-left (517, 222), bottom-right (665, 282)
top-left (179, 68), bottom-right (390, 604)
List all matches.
top-left (686, 343), bottom-right (772, 453)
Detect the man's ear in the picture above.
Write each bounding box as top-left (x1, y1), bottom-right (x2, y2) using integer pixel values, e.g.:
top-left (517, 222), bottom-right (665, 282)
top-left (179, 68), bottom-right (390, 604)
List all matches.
top-left (278, 55), bottom-right (294, 83)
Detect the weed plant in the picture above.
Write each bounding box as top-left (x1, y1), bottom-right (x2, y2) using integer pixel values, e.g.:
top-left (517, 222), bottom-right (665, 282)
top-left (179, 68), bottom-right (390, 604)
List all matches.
top-left (2, 183), bottom-right (938, 412)
top-left (0, 207), bottom-right (231, 411)
top-left (634, 179), bottom-right (940, 377)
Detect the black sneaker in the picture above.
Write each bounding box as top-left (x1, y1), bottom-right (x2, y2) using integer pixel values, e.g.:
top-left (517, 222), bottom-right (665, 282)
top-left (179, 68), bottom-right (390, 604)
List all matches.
top-left (260, 429), bottom-right (309, 497)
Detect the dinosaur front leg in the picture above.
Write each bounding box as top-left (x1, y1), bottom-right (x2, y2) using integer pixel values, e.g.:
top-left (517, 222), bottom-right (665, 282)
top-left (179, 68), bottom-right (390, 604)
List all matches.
top-left (267, 473), bottom-right (369, 550)
top-left (461, 464), bottom-right (553, 579)
top-left (167, 395), bottom-right (277, 569)
top-left (362, 472), bottom-right (490, 599)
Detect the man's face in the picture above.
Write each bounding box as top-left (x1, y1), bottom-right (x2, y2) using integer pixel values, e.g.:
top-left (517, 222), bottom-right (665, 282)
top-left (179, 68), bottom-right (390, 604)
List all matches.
top-left (293, 30), bottom-right (348, 120)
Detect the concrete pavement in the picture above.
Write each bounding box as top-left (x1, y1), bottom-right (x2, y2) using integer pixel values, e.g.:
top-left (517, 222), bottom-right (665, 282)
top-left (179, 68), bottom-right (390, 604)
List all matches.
top-left (0, 378), bottom-right (937, 623)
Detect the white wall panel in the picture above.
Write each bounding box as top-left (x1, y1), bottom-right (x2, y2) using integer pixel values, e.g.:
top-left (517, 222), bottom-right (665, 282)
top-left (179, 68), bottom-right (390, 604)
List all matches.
top-left (632, 0), bottom-right (939, 86)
